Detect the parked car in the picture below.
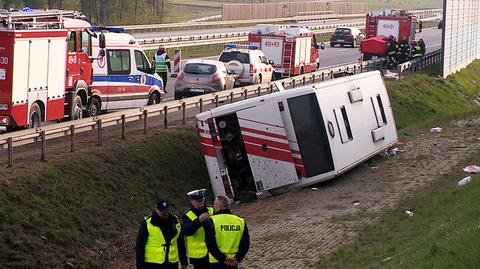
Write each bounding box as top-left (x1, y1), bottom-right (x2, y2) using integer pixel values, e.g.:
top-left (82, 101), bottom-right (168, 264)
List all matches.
top-left (218, 44), bottom-right (273, 86)
top-left (174, 60), bottom-right (235, 100)
top-left (437, 19), bottom-right (444, 29)
top-left (330, 27), bottom-right (365, 48)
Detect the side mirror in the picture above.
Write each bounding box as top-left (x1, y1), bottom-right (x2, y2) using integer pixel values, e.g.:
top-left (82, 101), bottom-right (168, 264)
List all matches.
top-left (99, 33), bottom-right (106, 49)
top-left (150, 63), bottom-right (156, 74)
top-left (268, 60), bottom-right (274, 65)
top-left (320, 43), bottom-right (325, 50)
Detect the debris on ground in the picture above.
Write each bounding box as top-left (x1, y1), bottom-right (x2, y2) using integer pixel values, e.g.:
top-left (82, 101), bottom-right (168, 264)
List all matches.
top-left (463, 165), bottom-right (480, 173)
top-left (405, 210), bottom-right (414, 217)
top-left (353, 201), bottom-right (360, 206)
top-left (430, 127), bottom-right (443, 133)
top-left (457, 176), bottom-right (472, 186)
top-left (311, 187), bottom-right (318, 191)
top-left (394, 140), bottom-right (406, 146)
top-left (381, 256), bottom-right (393, 262)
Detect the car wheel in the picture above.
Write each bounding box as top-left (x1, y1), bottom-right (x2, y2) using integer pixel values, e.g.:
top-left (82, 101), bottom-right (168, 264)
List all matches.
top-left (29, 103), bottom-right (42, 128)
top-left (257, 74), bottom-right (263, 84)
top-left (147, 92), bottom-right (160, 105)
top-left (88, 98), bottom-right (101, 117)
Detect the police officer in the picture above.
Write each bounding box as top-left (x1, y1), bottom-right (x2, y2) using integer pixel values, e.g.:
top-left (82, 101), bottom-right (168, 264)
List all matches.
top-left (154, 45), bottom-right (171, 88)
top-left (135, 198), bottom-right (188, 269)
top-left (205, 196), bottom-right (250, 269)
top-left (181, 189), bottom-right (214, 269)
top-left (386, 35), bottom-right (399, 69)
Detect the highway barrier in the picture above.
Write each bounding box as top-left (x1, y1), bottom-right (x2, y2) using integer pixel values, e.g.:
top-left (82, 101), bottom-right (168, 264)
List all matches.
top-left (0, 49), bottom-right (443, 167)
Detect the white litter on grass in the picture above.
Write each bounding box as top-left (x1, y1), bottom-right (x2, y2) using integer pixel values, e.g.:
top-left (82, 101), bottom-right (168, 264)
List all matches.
top-left (405, 210), bottom-right (414, 217)
top-left (353, 202), bottom-right (361, 206)
top-left (463, 165), bottom-right (480, 173)
top-left (430, 127), bottom-right (443, 133)
top-left (381, 256), bottom-right (393, 262)
top-left (311, 187), bottom-right (318, 191)
top-left (458, 176), bottom-right (472, 186)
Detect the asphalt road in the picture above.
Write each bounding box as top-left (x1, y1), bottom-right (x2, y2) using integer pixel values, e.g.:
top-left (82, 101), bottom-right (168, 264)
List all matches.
top-left (162, 28), bottom-right (442, 101)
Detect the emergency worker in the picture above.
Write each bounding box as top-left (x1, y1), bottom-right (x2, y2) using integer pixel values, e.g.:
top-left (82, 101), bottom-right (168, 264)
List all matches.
top-left (386, 35), bottom-right (399, 69)
top-left (411, 41), bottom-right (423, 60)
top-left (181, 189), bottom-right (214, 269)
top-left (418, 39), bottom-right (426, 56)
top-left (154, 45), bottom-right (171, 88)
top-left (398, 39), bottom-right (410, 63)
top-left (205, 196), bottom-right (250, 269)
top-left (135, 198), bottom-right (188, 269)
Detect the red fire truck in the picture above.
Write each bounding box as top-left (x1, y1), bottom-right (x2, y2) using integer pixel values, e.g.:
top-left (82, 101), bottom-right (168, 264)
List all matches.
top-left (248, 24), bottom-right (324, 78)
top-left (0, 9), bottom-right (96, 130)
top-left (360, 11), bottom-right (421, 60)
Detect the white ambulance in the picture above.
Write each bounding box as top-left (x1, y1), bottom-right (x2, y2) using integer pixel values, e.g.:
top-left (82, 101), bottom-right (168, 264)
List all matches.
top-left (196, 71), bottom-right (398, 201)
top-left (88, 29), bottom-right (164, 115)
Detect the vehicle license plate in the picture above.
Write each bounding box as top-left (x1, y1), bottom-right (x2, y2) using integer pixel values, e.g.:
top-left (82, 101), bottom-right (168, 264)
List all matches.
top-left (190, 88), bottom-right (205, 93)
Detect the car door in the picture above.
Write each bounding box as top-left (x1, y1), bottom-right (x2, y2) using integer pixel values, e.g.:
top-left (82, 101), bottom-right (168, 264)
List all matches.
top-left (133, 50), bottom-right (152, 107)
top-left (106, 49), bottom-right (135, 109)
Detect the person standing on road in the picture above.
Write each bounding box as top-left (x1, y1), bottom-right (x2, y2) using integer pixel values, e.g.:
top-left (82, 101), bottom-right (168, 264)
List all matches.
top-left (135, 197), bottom-right (188, 269)
top-left (181, 189), bottom-right (214, 269)
top-left (205, 196), bottom-right (250, 269)
top-left (154, 45), bottom-right (171, 89)
top-left (417, 39), bottom-right (426, 56)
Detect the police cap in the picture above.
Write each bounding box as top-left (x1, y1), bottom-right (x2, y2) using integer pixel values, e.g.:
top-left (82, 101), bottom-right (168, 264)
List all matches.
top-left (187, 189), bottom-right (206, 201)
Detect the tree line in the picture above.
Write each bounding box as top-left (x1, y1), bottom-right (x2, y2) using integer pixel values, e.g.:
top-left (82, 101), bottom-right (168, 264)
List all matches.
top-left (0, 0), bottom-right (170, 25)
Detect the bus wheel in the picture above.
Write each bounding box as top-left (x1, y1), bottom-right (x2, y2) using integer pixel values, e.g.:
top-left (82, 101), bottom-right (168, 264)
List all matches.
top-left (29, 103), bottom-right (42, 128)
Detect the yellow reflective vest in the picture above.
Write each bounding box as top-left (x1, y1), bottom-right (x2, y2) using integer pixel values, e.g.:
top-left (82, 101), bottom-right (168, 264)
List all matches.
top-left (185, 207), bottom-right (214, 258)
top-left (208, 214), bottom-right (245, 263)
top-left (144, 216), bottom-right (181, 264)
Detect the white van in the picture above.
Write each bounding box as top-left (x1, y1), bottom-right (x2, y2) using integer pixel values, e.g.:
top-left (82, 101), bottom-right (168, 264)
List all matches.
top-left (88, 31), bottom-right (164, 116)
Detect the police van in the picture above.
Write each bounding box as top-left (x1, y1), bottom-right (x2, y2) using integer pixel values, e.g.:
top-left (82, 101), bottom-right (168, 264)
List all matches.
top-left (196, 71), bottom-right (398, 201)
top-left (88, 29), bottom-right (164, 116)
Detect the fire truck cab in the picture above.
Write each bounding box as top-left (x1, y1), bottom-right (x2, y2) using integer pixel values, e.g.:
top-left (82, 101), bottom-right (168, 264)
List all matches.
top-left (248, 24), bottom-right (323, 78)
top-left (360, 10), bottom-right (421, 60)
top-left (196, 71), bottom-right (398, 202)
top-left (0, 9), bottom-right (94, 129)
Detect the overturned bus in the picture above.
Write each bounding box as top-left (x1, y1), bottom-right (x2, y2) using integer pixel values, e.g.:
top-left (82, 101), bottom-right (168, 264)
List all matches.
top-left (196, 71), bottom-right (398, 201)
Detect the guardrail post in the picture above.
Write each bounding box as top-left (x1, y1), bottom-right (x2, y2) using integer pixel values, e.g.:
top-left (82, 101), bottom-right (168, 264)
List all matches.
top-left (97, 119), bottom-right (102, 146)
top-left (321, 72), bottom-right (325, 81)
top-left (143, 110), bottom-right (148, 134)
top-left (257, 86), bottom-right (261, 96)
top-left (70, 125), bottom-right (75, 152)
top-left (244, 89), bottom-right (248, 100)
top-left (330, 70), bottom-right (334, 79)
top-left (353, 65), bottom-right (356, 74)
top-left (215, 95), bottom-right (219, 107)
top-left (366, 62), bottom-right (370, 72)
top-left (269, 84), bottom-right (274, 93)
top-left (40, 130), bottom-right (46, 162)
top-left (360, 63), bottom-right (363, 73)
top-left (163, 106), bottom-right (168, 129)
top-left (182, 102), bottom-right (186, 124)
top-left (7, 137), bottom-right (13, 168)
top-left (230, 92), bottom-right (234, 103)
top-left (121, 115), bottom-right (126, 139)
top-left (199, 98), bottom-right (203, 112)
top-left (292, 79), bottom-right (295, 88)
top-left (302, 76), bottom-right (306, 85)
top-left (312, 74), bottom-right (315, 83)
top-left (397, 65), bottom-right (402, 80)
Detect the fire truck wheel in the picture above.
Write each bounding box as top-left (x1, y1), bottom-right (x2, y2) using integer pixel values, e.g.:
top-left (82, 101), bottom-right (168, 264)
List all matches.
top-left (29, 103), bottom-right (42, 128)
top-left (72, 95), bottom-right (83, 120)
top-left (147, 92), bottom-right (160, 105)
top-left (88, 98), bottom-right (101, 117)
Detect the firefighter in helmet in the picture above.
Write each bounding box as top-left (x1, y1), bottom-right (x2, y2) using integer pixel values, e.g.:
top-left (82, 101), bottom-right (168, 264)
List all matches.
top-left (386, 35), bottom-right (399, 69)
top-left (154, 45), bottom-right (171, 89)
top-left (398, 39), bottom-right (410, 64)
top-left (417, 39), bottom-right (426, 56)
top-left (181, 189), bottom-right (214, 269)
top-left (410, 40), bottom-right (423, 71)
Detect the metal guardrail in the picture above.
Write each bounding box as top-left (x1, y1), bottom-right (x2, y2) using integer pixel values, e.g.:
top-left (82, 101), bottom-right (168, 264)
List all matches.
top-left (0, 48), bottom-right (443, 167)
top-left (396, 49), bottom-right (443, 79)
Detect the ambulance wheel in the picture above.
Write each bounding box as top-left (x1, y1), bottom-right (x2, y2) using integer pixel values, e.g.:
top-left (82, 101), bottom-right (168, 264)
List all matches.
top-left (72, 95), bottom-right (83, 120)
top-left (148, 92), bottom-right (160, 105)
top-left (29, 103), bottom-right (42, 129)
top-left (88, 98), bottom-right (101, 117)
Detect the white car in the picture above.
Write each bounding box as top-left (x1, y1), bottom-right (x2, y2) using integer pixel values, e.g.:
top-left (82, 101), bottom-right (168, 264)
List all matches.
top-left (218, 44), bottom-right (273, 86)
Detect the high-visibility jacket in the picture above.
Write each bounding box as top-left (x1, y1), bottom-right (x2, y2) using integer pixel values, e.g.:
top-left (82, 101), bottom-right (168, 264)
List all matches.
top-left (209, 214), bottom-right (245, 263)
top-left (411, 45), bottom-right (423, 58)
top-left (185, 207), bottom-right (214, 258)
top-left (144, 216), bottom-right (181, 264)
top-left (387, 40), bottom-right (398, 56)
top-left (155, 52), bottom-right (170, 73)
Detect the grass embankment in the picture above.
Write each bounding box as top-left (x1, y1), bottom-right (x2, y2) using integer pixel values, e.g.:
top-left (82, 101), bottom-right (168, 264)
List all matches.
top-left (1, 60), bottom-right (479, 268)
top-left (315, 62), bottom-right (480, 268)
top-left (0, 129), bottom-right (210, 268)
top-left (350, 0), bottom-right (443, 10)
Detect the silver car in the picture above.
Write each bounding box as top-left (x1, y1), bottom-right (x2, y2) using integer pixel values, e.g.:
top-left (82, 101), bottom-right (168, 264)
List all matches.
top-left (174, 59), bottom-right (235, 100)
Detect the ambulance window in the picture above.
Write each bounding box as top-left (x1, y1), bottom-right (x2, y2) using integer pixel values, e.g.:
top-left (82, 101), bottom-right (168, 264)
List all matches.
top-left (108, 49), bottom-right (131, 75)
top-left (134, 50), bottom-right (150, 72)
top-left (68, 32), bottom-right (76, 53)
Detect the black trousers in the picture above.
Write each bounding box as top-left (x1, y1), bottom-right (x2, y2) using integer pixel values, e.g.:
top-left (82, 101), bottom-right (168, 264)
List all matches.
top-left (210, 263), bottom-right (238, 269)
top-left (157, 72), bottom-right (168, 88)
top-left (143, 261), bottom-right (178, 269)
top-left (190, 256), bottom-right (210, 269)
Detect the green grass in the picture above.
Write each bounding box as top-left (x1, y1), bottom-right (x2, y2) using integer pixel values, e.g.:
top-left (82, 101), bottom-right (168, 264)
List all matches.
top-left (0, 128), bottom-right (211, 267)
top-left (350, 0), bottom-right (443, 10)
top-left (173, 0), bottom-right (222, 8)
top-left (315, 152), bottom-right (480, 269)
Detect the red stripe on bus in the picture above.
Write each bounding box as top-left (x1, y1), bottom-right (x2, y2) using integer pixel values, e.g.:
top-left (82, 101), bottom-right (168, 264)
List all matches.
top-left (238, 117), bottom-right (285, 128)
top-left (244, 142), bottom-right (294, 163)
top-left (240, 126), bottom-right (288, 140)
top-left (201, 144), bottom-right (216, 157)
top-left (242, 134), bottom-right (291, 151)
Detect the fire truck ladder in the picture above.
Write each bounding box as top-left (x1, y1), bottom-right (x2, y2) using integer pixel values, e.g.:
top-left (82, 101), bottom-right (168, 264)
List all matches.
top-left (0, 9), bottom-right (79, 30)
top-left (282, 42), bottom-right (294, 77)
top-left (367, 17), bottom-right (378, 37)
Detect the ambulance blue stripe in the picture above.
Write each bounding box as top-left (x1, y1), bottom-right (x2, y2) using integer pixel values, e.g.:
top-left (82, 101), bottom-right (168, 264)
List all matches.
top-left (93, 75), bottom-right (163, 88)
